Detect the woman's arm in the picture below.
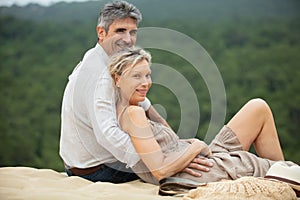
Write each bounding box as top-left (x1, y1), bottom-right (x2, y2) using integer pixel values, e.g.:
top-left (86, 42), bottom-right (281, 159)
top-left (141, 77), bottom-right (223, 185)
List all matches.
top-left (120, 106), bottom-right (209, 181)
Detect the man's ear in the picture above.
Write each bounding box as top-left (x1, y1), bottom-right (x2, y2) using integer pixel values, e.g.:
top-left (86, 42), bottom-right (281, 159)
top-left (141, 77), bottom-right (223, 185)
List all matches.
top-left (96, 26), bottom-right (106, 44)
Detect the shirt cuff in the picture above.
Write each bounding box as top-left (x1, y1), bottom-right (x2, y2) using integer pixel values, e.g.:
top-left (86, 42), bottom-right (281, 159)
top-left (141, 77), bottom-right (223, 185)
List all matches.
top-left (124, 147), bottom-right (141, 168)
top-left (139, 98), bottom-right (151, 111)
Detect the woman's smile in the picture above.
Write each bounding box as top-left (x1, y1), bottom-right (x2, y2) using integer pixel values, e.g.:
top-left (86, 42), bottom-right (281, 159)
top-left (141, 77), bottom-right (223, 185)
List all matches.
top-left (136, 88), bottom-right (148, 96)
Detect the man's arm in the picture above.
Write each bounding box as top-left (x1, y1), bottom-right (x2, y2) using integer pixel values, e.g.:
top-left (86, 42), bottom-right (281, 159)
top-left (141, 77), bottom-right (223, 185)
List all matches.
top-left (88, 64), bottom-right (140, 168)
top-left (138, 98), bottom-right (170, 128)
top-left (92, 100), bottom-right (140, 167)
top-left (146, 105), bottom-right (171, 128)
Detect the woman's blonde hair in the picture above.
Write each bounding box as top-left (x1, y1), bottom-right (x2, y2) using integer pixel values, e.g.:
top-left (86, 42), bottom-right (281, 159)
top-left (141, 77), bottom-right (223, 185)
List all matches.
top-left (108, 47), bottom-right (151, 102)
top-left (109, 47), bottom-right (151, 79)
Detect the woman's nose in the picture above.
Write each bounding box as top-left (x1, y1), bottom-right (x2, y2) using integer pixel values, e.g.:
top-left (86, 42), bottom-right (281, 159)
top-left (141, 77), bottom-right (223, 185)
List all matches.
top-left (141, 77), bottom-right (151, 85)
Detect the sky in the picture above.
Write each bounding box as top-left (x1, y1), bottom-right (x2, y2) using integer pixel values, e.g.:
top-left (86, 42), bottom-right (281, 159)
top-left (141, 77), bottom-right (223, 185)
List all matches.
top-left (0, 0), bottom-right (91, 7)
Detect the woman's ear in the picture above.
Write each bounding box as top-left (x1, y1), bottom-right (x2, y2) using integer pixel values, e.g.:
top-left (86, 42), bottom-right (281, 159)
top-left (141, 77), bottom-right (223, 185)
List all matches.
top-left (114, 74), bottom-right (121, 88)
top-left (96, 26), bottom-right (106, 44)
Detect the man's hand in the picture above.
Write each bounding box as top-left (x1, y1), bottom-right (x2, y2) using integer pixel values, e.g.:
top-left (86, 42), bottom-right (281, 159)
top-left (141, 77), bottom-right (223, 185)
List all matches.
top-left (183, 139), bottom-right (212, 157)
top-left (182, 156), bottom-right (213, 177)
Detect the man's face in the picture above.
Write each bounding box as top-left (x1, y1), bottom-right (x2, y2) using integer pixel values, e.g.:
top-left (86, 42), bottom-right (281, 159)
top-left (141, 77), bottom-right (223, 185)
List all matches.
top-left (97, 17), bottom-right (138, 56)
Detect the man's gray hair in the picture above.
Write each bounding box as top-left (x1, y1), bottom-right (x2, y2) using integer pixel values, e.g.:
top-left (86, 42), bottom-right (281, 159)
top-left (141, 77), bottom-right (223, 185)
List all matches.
top-left (97, 1), bottom-right (142, 32)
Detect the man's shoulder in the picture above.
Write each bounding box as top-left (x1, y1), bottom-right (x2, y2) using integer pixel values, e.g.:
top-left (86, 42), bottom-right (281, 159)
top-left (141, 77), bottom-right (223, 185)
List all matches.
top-left (79, 44), bottom-right (108, 71)
top-left (83, 43), bottom-right (107, 61)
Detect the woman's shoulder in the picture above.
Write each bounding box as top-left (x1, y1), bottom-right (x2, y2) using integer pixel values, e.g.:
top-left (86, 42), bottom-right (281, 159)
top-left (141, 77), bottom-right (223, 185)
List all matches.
top-left (125, 105), bottom-right (145, 116)
top-left (127, 105), bottom-right (144, 112)
top-left (120, 105), bottom-right (148, 129)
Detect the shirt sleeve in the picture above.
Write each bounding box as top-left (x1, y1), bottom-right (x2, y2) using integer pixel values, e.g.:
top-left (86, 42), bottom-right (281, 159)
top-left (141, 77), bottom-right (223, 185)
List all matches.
top-left (89, 72), bottom-right (140, 168)
top-left (138, 97), bottom-right (151, 111)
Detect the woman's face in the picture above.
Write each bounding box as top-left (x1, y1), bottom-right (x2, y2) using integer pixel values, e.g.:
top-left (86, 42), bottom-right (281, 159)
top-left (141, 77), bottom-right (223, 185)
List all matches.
top-left (117, 59), bottom-right (152, 105)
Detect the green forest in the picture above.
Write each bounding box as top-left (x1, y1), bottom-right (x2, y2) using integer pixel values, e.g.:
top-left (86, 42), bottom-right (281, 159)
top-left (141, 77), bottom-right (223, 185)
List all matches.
top-left (0, 0), bottom-right (299, 171)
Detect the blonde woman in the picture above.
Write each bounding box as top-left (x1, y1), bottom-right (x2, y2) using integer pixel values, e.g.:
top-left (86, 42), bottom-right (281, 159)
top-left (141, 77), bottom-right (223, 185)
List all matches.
top-left (109, 47), bottom-right (297, 187)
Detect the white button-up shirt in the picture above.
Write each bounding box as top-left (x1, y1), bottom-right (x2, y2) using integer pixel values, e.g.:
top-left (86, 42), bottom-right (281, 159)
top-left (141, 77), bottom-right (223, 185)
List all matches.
top-left (59, 43), bottom-right (141, 168)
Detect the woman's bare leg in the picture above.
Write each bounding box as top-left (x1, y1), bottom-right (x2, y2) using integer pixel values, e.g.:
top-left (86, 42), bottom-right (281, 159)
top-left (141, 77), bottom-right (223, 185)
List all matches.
top-left (227, 98), bottom-right (284, 161)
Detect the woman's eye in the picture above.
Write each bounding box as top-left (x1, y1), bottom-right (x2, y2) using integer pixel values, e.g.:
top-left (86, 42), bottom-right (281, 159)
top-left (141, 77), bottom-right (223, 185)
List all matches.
top-left (133, 74), bottom-right (141, 78)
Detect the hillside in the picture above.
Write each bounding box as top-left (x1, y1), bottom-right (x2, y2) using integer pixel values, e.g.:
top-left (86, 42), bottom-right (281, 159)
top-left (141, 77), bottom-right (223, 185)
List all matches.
top-left (0, 0), bottom-right (300, 170)
top-left (1, 0), bottom-right (299, 23)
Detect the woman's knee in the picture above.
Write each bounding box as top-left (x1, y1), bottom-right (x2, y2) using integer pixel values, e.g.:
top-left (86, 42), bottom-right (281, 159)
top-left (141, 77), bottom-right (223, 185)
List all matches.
top-left (246, 98), bottom-right (270, 114)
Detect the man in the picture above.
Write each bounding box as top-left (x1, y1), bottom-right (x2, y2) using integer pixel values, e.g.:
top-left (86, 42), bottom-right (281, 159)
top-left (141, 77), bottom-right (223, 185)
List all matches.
top-left (60, 1), bottom-right (212, 183)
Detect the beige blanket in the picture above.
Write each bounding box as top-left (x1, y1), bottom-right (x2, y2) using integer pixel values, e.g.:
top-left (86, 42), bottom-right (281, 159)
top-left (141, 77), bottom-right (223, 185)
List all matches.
top-left (0, 167), bottom-right (298, 200)
top-left (0, 167), bottom-right (175, 200)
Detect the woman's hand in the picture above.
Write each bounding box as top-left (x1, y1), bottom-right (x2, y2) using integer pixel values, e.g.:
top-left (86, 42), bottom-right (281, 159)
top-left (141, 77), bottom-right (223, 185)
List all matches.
top-left (182, 139), bottom-right (213, 177)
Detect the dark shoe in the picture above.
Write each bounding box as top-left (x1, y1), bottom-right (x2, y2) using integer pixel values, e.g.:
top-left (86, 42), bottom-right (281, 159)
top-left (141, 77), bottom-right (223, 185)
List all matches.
top-left (159, 177), bottom-right (206, 196)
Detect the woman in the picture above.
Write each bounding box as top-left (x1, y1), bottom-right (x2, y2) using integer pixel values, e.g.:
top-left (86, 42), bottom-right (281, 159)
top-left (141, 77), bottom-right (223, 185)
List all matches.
top-left (109, 47), bottom-right (297, 186)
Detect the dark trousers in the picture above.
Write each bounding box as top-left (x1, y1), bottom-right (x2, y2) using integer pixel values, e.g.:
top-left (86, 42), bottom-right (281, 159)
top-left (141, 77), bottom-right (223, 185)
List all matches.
top-left (65, 161), bottom-right (139, 183)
